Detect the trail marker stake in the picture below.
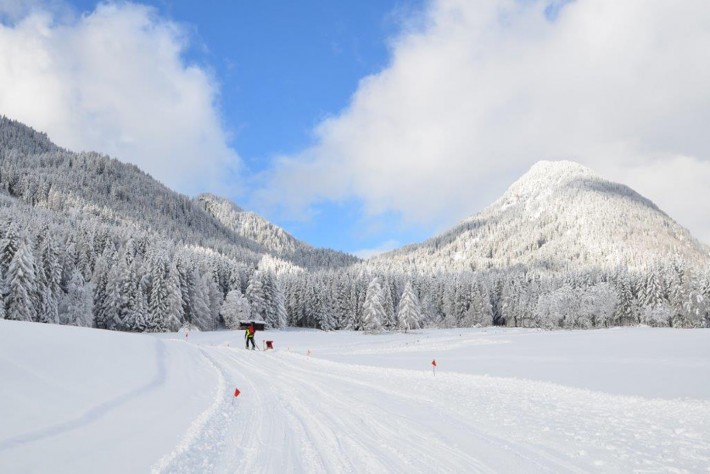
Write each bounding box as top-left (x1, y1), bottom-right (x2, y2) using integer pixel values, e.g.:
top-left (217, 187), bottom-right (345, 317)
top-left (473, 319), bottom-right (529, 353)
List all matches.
top-left (432, 359), bottom-right (437, 376)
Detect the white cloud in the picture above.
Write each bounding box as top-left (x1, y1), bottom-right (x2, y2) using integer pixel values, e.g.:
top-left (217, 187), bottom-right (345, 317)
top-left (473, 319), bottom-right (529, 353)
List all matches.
top-left (256, 0), bottom-right (710, 243)
top-left (0, 1), bottom-right (240, 195)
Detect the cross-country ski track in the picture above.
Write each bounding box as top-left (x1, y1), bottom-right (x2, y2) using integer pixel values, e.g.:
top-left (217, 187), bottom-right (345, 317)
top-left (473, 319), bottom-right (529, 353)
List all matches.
top-left (153, 341), bottom-right (710, 473)
top-left (2, 322), bottom-right (710, 473)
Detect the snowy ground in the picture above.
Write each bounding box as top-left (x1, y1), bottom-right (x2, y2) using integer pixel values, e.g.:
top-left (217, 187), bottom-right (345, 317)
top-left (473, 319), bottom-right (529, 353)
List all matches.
top-left (1, 321), bottom-right (709, 473)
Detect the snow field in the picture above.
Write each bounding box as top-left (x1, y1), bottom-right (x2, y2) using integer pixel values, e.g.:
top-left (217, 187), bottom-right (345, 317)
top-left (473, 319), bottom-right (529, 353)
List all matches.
top-left (2, 321), bottom-right (710, 473)
top-left (0, 321), bottom-right (218, 473)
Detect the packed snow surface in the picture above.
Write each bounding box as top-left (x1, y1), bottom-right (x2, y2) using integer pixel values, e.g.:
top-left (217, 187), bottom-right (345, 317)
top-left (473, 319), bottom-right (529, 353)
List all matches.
top-left (1, 321), bottom-right (709, 473)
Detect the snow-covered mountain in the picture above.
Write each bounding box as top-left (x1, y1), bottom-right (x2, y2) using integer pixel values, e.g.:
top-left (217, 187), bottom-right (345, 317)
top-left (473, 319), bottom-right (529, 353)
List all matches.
top-left (372, 161), bottom-right (710, 273)
top-left (195, 194), bottom-right (358, 270)
top-left (1, 115), bottom-right (707, 332)
top-left (197, 194), bottom-right (303, 255)
top-left (0, 116), bottom-right (356, 271)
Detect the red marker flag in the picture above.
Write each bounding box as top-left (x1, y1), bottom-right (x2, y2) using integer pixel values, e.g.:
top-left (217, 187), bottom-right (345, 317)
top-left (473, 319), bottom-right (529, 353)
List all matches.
top-left (432, 359), bottom-right (437, 367)
top-left (233, 388), bottom-right (241, 397)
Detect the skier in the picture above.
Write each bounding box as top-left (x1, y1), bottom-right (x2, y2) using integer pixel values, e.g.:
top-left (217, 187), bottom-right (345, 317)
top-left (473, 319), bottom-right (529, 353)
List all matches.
top-left (245, 323), bottom-right (256, 350)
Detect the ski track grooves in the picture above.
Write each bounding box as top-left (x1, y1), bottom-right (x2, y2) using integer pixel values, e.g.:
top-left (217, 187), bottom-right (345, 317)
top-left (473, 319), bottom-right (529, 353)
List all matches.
top-left (158, 346), bottom-right (583, 473)
top-left (149, 345), bottom-right (710, 473)
top-left (232, 351), bottom-right (580, 474)
top-left (151, 348), bottom-right (227, 474)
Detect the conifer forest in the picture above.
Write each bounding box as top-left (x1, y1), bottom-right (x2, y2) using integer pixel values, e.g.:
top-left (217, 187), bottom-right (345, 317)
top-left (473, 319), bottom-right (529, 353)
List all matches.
top-left (1, 116), bottom-right (709, 332)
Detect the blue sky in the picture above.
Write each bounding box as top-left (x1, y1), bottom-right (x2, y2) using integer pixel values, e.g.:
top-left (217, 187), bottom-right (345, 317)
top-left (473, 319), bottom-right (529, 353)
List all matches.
top-left (2, 0), bottom-right (709, 253)
top-left (55, 0), bottom-right (425, 254)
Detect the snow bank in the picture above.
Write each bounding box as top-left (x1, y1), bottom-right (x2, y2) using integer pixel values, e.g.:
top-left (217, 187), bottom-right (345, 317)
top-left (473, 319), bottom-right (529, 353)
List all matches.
top-left (0, 320), bottom-right (218, 473)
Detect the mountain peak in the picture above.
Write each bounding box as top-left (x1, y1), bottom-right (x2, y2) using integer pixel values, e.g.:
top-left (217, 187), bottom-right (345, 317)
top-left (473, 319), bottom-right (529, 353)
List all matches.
top-left (378, 160), bottom-right (708, 273)
top-left (501, 160), bottom-right (595, 202)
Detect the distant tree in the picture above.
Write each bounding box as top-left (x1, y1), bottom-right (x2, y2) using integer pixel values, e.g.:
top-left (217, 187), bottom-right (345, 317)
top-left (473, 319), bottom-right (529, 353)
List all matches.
top-left (5, 242), bottom-right (37, 322)
top-left (0, 222), bottom-right (20, 279)
top-left (362, 277), bottom-right (385, 332)
top-left (147, 252), bottom-right (181, 332)
top-left (58, 269), bottom-right (94, 327)
top-left (614, 276), bottom-right (639, 326)
top-left (397, 282), bottom-right (422, 332)
top-left (246, 271), bottom-right (267, 322)
top-left (190, 269), bottom-right (213, 330)
top-left (220, 290), bottom-right (251, 329)
top-left (582, 282), bottom-right (617, 328)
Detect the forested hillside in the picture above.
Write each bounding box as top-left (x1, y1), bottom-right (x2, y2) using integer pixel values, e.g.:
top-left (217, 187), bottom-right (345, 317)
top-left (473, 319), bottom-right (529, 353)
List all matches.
top-left (196, 193), bottom-right (360, 270)
top-left (0, 116), bottom-right (352, 332)
top-left (1, 116), bottom-right (708, 332)
top-left (372, 161), bottom-right (709, 273)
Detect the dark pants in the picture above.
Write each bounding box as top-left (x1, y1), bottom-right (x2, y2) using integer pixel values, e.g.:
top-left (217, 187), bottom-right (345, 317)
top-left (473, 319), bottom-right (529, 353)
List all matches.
top-left (246, 337), bottom-right (255, 349)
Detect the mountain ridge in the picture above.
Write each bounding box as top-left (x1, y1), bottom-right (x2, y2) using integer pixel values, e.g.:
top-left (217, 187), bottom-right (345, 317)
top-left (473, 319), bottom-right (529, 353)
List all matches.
top-left (1, 116), bottom-right (708, 331)
top-left (0, 116), bottom-right (357, 270)
top-left (372, 160), bottom-right (708, 273)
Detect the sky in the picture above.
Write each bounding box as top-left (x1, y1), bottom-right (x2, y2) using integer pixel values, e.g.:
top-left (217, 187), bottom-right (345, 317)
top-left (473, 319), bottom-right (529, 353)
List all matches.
top-left (1, 0), bottom-right (709, 257)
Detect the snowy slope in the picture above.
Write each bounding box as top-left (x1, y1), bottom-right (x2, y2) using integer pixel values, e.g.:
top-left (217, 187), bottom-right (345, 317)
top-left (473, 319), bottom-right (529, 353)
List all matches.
top-left (196, 193), bottom-right (305, 256)
top-left (196, 193), bottom-right (360, 270)
top-left (373, 161), bottom-right (710, 273)
top-left (2, 320), bottom-right (709, 473)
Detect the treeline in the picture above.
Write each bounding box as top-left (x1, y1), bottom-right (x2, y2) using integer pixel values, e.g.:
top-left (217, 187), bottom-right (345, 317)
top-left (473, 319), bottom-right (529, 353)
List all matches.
top-left (1, 116), bottom-right (709, 332)
top-left (279, 263), bottom-right (710, 331)
top-left (2, 205), bottom-right (708, 333)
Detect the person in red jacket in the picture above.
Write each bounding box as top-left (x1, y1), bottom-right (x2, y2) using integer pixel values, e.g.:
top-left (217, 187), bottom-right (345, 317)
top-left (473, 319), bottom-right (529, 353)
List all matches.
top-left (245, 324), bottom-right (256, 350)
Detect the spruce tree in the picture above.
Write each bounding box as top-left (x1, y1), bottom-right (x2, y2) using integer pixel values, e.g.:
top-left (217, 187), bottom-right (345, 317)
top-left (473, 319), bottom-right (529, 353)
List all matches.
top-left (59, 269), bottom-right (94, 327)
top-left (5, 243), bottom-right (37, 322)
top-left (246, 271), bottom-right (267, 322)
top-left (362, 277), bottom-right (385, 332)
top-left (0, 222), bottom-right (20, 279)
top-left (397, 282), bottom-right (422, 332)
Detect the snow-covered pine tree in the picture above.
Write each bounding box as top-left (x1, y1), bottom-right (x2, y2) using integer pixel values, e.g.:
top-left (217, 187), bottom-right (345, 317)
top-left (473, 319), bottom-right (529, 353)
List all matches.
top-left (174, 256), bottom-right (194, 326)
top-left (220, 289), bottom-right (251, 329)
top-left (396, 281), bottom-right (422, 332)
top-left (190, 268), bottom-right (214, 330)
top-left (464, 283), bottom-right (493, 327)
top-left (614, 275), bottom-right (638, 326)
top-left (167, 262), bottom-right (185, 326)
top-left (5, 242), bottom-right (37, 322)
top-left (203, 271), bottom-right (223, 329)
top-left (0, 222), bottom-right (20, 279)
top-left (246, 270), bottom-right (267, 322)
top-left (147, 252), bottom-right (181, 332)
top-left (312, 281), bottom-right (335, 331)
top-left (641, 267), bottom-right (666, 309)
top-left (362, 277), bottom-right (385, 332)
top-left (668, 261), bottom-right (690, 328)
top-left (58, 269), bottom-right (94, 327)
top-left (261, 271), bottom-right (287, 329)
top-left (92, 256), bottom-right (110, 329)
top-left (381, 277), bottom-right (396, 329)
top-left (331, 276), bottom-right (349, 329)
top-left (105, 256), bottom-right (135, 331)
top-left (35, 235), bottom-right (61, 324)
top-left (273, 277), bottom-right (288, 329)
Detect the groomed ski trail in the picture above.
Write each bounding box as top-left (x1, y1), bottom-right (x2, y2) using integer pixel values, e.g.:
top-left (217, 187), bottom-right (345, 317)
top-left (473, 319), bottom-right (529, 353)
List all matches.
top-left (153, 346), bottom-right (710, 473)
